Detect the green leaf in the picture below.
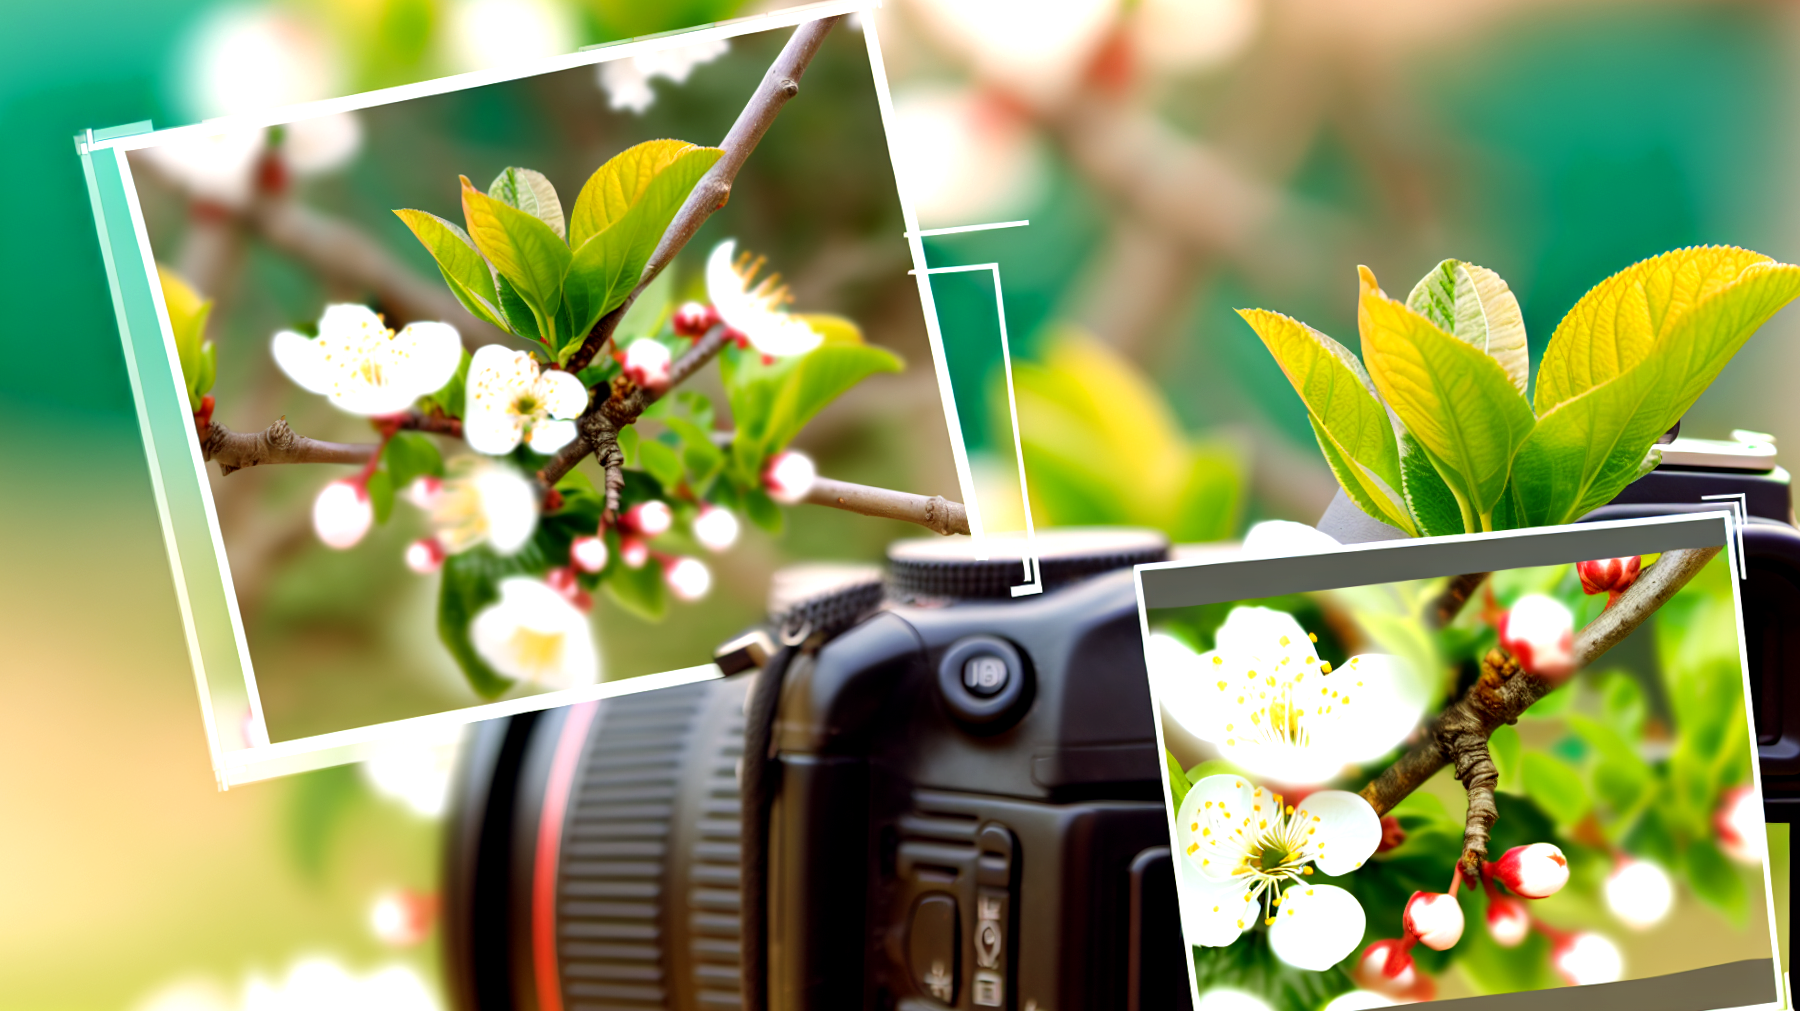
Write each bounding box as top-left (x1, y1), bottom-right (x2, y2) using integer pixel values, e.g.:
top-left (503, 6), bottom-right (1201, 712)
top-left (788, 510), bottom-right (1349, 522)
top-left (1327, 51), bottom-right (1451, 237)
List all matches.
top-left (1599, 670), bottom-right (1647, 739)
top-left (1405, 259), bottom-right (1529, 394)
top-left (1566, 714), bottom-right (1653, 832)
top-left (617, 424), bottom-right (640, 467)
top-left (366, 468), bottom-right (395, 525)
top-left (616, 266), bottom-right (675, 340)
top-left (638, 437), bottom-right (684, 490)
top-left (1511, 252), bottom-right (1800, 525)
top-left (438, 548), bottom-right (532, 699)
top-left (1357, 266), bottom-right (1536, 528)
top-left (393, 208), bottom-right (506, 332)
top-left (460, 176), bottom-right (570, 341)
top-left (569, 139), bottom-right (720, 249)
top-left (564, 145), bottom-right (725, 336)
top-left (1521, 751), bottom-right (1590, 828)
top-left (761, 343), bottom-right (902, 454)
top-left (1399, 432), bottom-right (1463, 536)
top-left (603, 557), bottom-right (668, 621)
top-left (158, 265), bottom-right (216, 409)
top-left (743, 487), bottom-right (782, 534)
top-left (1683, 838), bottom-right (1749, 923)
top-left (385, 431), bottom-right (444, 488)
top-left (486, 166), bottom-right (565, 240)
top-left (1239, 308), bottom-right (1414, 535)
top-left (1166, 750), bottom-right (1192, 809)
top-left (284, 764), bottom-right (362, 882)
top-left (1189, 927), bottom-right (1355, 1011)
top-left (1489, 722), bottom-right (1522, 793)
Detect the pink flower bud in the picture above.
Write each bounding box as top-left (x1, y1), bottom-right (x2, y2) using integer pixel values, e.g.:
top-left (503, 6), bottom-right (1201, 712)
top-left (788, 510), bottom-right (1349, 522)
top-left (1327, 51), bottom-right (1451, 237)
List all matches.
top-left (664, 556), bottom-right (712, 601)
top-left (620, 537), bottom-right (649, 569)
top-left (313, 479), bottom-right (373, 549)
top-left (404, 475), bottom-right (444, 510)
top-left (622, 338), bottom-right (672, 389)
top-left (763, 450), bottom-right (817, 504)
top-left (1577, 556), bottom-right (1641, 601)
top-left (1403, 891), bottom-right (1464, 951)
top-left (1716, 785), bottom-right (1764, 864)
top-left (370, 889), bottom-right (438, 947)
top-left (570, 534), bottom-right (609, 574)
top-left (1494, 843), bottom-right (1570, 898)
top-left (544, 566), bottom-right (591, 611)
top-left (692, 504), bottom-right (740, 552)
top-left (1486, 895), bottom-right (1530, 948)
top-left (1498, 594), bottom-right (1575, 682)
top-left (624, 500), bottom-right (673, 537)
top-left (405, 538), bottom-right (445, 574)
top-left (672, 301), bottom-right (718, 337)
top-left (1354, 939), bottom-right (1416, 993)
top-left (1552, 932), bottom-right (1624, 985)
top-left (1377, 815), bottom-right (1406, 853)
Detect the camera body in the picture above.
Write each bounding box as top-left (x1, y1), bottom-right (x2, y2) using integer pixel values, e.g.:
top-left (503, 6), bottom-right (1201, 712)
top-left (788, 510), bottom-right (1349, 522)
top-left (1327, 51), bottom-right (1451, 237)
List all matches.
top-left (446, 439), bottom-right (1800, 1011)
top-left (445, 531), bottom-right (1189, 1011)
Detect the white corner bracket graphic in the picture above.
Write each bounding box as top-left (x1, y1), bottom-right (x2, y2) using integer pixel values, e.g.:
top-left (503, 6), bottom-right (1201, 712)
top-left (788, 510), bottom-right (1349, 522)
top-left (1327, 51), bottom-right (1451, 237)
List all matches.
top-left (1701, 493), bottom-right (1750, 580)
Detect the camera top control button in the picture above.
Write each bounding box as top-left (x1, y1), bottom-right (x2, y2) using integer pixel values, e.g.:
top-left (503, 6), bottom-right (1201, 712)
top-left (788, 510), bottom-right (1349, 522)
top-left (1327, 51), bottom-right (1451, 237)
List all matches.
top-left (937, 636), bottom-right (1030, 730)
top-left (962, 655), bottom-right (1009, 697)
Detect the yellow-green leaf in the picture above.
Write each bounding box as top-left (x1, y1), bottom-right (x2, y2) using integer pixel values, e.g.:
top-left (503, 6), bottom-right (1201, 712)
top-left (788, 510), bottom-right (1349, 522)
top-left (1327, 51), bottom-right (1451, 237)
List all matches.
top-left (486, 166), bottom-right (565, 240)
top-left (563, 146), bottom-right (723, 339)
top-left (158, 264), bottom-right (215, 409)
top-left (569, 139), bottom-right (717, 250)
top-left (460, 175), bottom-right (570, 339)
top-left (1358, 266), bottom-right (1535, 528)
top-left (1239, 307), bottom-right (1412, 532)
top-left (393, 208), bottom-right (506, 332)
top-left (1405, 259), bottom-right (1528, 394)
top-left (1534, 245), bottom-right (1775, 413)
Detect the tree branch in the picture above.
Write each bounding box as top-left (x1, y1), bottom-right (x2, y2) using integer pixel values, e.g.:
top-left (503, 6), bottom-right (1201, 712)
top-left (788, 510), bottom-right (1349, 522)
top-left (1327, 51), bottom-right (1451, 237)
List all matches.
top-left (562, 15), bottom-right (842, 374)
top-left (202, 410), bottom-right (463, 475)
top-left (803, 477), bottom-right (971, 535)
top-left (1358, 545), bottom-right (1725, 875)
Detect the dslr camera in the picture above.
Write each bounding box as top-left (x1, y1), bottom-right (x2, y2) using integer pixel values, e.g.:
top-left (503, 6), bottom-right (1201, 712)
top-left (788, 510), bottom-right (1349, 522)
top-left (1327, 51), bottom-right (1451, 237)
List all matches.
top-left (443, 433), bottom-right (1800, 1011)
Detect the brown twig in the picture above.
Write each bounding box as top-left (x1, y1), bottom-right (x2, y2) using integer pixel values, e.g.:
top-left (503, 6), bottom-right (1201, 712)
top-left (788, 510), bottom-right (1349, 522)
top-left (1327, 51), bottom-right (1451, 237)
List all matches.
top-left (561, 15), bottom-right (842, 375)
top-left (202, 410), bottom-right (463, 475)
top-left (802, 477), bottom-right (970, 535)
top-left (1432, 571), bottom-right (1491, 629)
top-left (1358, 545), bottom-right (1723, 877)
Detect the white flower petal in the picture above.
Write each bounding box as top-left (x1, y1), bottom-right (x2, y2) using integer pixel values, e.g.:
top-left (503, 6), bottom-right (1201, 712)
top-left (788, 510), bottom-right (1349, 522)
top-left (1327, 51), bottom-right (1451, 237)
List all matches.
top-left (470, 577), bottom-right (598, 689)
top-left (1241, 520), bottom-right (1342, 559)
top-left (527, 418), bottom-right (578, 455)
top-left (704, 238), bottom-right (823, 357)
top-left (1293, 790), bottom-right (1382, 876)
top-left (1298, 653), bottom-right (1424, 767)
top-left (271, 329), bottom-right (332, 394)
top-left (395, 320), bottom-right (465, 395)
top-left (1175, 775), bottom-right (1258, 883)
top-left (539, 368), bottom-right (587, 418)
top-left (706, 239), bottom-right (748, 316)
top-left (477, 467), bottom-right (539, 555)
top-left (464, 344), bottom-right (533, 454)
top-left (1176, 853), bottom-right (1258, 948)
top-left (1214, 606), bottom-right (1315, 672)
top-left (1268, 883), bottom-right (1365, 971)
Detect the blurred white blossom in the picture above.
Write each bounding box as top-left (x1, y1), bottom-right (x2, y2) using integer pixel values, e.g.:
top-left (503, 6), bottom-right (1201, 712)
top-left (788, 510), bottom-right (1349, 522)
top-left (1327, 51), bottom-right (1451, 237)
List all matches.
top-left (464, 345), bottom-right (586, 455)
top-left (362, 727), bottom-right (463, 818)
top-left (178, 6), bottom-right (340, 119)
top-left (889, 86), bottom-right (1047, 228)
top-left (1605, 858), bottom-right (1674, 929)
top-left (134, 960), bottom-right (438, 1011)
top-left (313, 479), bottom-right (373, 550)
top-left (908, 0), bottom-right (1119, 106)
top-left (273, 304), bottom-right (462, 417)
top-left (471, 577), bottom-right (599, 689)
top-left (706, 240), bottom-right (824, 357)
top-left (1129, 0), bottom-right (1260, 73)
top-left (141, 129), bottom-right (264, 208)
top-left (1195, 990), bottom-right (1276, 1011)
top-left (431, 456), bottom-right (539, 556)
top-left (445, 0), bottom-right (574, 72)
top-left (598, 38), bottom-right (729, 114)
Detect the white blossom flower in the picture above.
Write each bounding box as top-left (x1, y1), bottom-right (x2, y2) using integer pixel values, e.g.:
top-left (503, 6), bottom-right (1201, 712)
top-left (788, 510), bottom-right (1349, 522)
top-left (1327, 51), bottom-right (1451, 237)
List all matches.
top-left (1605, 858), bottom-right (1673, 929)
top-left (1403, 891), bottom-right (1464, 950)
top-left (1322, 992), bottom-right (1397, 1011)
top-left (445, 0), bottom-right (573, 73)
top-left (178, 6), bottom-right (339, 120)
top-left (430, 457), bottom-right (538, 555)
top-left (404, 538), bottom-right (445, 574)
top-left (369, 889), bottom-right (436, 947)
top-left (1717, 785), bottom-right (1764, 864)
top-left (693, 504), bottom-right (739, 551)
top-left (361, 726), bottom-right (463, 818)
top-left (1174, 774), bottom-right (1381, 969)
top-left (624, 500), bottom-right (672, 537)
top-left (273, 305), bottom-right (462, 416)
top-left (241, 958), bottom-right (437, 1011)
top-left (313, 479), bottom-right (372, 549)
top-left (1240, 519), bottom-right (1342, 559)
top-left (706, 240), bottom-right (824, 357)
top-left (1195, 989), bottom-right (1275, 1011)
top-left (470, 577), bottom-right (598, 689)
top-left (1151, 607), bottom-right (1421, 785)
top-left (598, 38), bottom-right (728, 114)
top-left (665, 557), bottom-right (712, 601)
top-left (570, 535), bottom-right (608, 573)
top-left (763, 450), bottom-right (817, 504)
top-left (1494, 843), bottom-right (1570, 898)
top-left (464, 345), bottom-right (585, 455)
top-left (1552, 932), bottom-right (1624, 985)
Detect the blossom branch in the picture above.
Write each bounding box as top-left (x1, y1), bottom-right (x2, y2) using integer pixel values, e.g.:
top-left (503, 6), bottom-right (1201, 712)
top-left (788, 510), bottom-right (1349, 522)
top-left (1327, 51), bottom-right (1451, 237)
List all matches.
top-left (562, 15), bottom-right (842, 375)
top-left (803, 477), bottom-right (971, 535)
top-left (202, 410), bottom-right (463, 475)
top-left (1358, 545), bottom-right (1724, 877)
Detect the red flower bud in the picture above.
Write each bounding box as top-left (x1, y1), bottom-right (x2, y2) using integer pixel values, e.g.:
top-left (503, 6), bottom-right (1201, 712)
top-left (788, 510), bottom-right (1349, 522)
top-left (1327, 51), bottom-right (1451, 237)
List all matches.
top-left (1498, 594), bottom-right (1575, 683)
top-left (1355, 938), bottom-right (1417, 993)
top-left (1577, 556), bottom-right (1641, 606)
top-left (569, 535), bottom-right (609, 574)
top-left (623, 500), bottom-right (673, 537)
top-left (405, 538), bottom-right (445, 574)
top-left (1486, 895), bottom-right (1530, 947)
top-left (544, 566), bottom-right (592, 611)
top-left (1493, 842), bottom-right (1570, 898)
top-left (1403, 891), bottom-right (1465, 951)
top-left (622, 338), bottom-right (672, 390)
top-left (1377, 815), bottom-right (1407, 853)
top-left (672, 301), bottom-right (719, 337)
top-left (620, 537), bottom-right (649, 569)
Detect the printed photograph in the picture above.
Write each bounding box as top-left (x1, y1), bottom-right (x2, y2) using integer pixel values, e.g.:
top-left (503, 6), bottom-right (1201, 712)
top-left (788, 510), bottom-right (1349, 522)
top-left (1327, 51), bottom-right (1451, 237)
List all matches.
top-left (120, 12), bottom-right (966, 745)
top-left (1143, 548), bottom-right (1776, 1010)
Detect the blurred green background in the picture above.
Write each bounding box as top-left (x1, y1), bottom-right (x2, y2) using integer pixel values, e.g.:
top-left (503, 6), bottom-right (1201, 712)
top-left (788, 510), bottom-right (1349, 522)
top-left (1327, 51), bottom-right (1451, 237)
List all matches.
top-left (6, 0), bottom-right (1800, 1006)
